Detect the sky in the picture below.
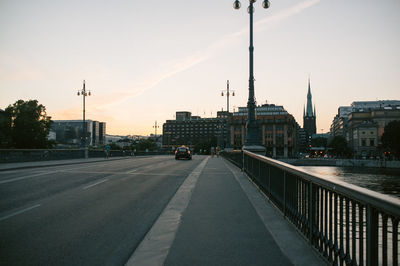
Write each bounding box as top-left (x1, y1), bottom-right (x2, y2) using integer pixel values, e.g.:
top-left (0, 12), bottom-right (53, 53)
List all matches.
top-left (1, 0), bottom-right (399, 136)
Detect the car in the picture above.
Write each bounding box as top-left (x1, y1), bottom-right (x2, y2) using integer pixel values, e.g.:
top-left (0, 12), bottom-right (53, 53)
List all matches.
top-left (175, 146), bottom-right (192, 160)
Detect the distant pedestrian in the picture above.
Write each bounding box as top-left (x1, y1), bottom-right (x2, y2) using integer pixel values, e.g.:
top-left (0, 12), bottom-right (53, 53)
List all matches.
top-left (216, 146), bottom-right (220, 157)
top-left (105, 145), bottom-right (110, 159)
top-left (211, 147), bottom-right (215, 158)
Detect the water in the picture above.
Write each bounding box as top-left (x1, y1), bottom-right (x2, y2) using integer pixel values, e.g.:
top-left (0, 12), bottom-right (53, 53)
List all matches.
top-left (298, 166), bottom-right (400, 199)
top-left (299, 166), bottom-right (400, 264)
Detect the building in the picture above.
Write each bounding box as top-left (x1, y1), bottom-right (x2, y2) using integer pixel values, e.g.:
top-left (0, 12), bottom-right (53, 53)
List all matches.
top-left (52, 120), bottom-right (106, 147)
top-left (99, 122), bottom-right (106, 145)
top-left (330, 100), bottom-right (400, 158)
top-left (92, 121), bottom-right (100, 147)
top-left (351, 100), bottom-right (400, 110)
top-left (330, 106), bottom-right (353, 137)
top-left (162, 111), bottom-right (228, 150)
top-left (303, 79), bottom-right (316, 139)
top-left (230, 103), bottom-right (298, 158)
top-left (330, 100), bottom-right (400, 137)
top-left (347, 107), bottom-right (400, 158)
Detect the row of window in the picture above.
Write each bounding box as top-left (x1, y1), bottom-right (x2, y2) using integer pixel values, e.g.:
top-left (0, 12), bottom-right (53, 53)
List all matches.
top-left (361, 138), bottom-right (375, 147)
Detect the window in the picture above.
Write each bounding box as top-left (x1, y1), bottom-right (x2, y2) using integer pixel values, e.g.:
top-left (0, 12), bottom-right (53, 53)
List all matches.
top-left (370, 139), bottom-right (375, 146)
top-left (361, 139), bottom-right (366, 146)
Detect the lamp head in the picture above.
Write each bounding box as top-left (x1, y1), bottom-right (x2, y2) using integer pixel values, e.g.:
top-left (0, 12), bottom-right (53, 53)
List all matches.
top-left (262, 0), bottom-right (270, 9)
top-left (233, 0), bottom-right (241, 9)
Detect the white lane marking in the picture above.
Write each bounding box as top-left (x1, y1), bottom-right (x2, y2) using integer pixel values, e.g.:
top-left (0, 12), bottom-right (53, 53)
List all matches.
top-left (0, 204), bottom-right (41, 222)
top-left (126, 169), bottom-right (137, 174)
top-left (125, 156), bottom-right (209, 266)
top-left (0, 171), bottom-right (57, 185)
top-left (83, 179), bottom-right (109, 190)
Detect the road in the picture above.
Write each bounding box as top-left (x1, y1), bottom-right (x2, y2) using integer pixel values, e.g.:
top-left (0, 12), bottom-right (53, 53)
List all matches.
top-left (0, 155), bottom-right (204, 266)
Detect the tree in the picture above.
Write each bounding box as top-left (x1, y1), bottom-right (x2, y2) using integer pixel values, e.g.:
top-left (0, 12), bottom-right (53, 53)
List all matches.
top-left (0, 109), bottom-right (12, 147)
top-left (133, 138), bottom-right (157, 152)
top-left (381, 120), bottom-right (400, 159)
top-left (311, 137), bottom-right (328, 148)
top-left (328, 136), bottom-right (351, 158)
top-left (5, 100), bottom-right (53, 149)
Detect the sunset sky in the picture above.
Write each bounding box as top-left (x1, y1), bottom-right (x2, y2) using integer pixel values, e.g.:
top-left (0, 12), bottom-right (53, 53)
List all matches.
top-left (1, 0), bottom-right (399, 135)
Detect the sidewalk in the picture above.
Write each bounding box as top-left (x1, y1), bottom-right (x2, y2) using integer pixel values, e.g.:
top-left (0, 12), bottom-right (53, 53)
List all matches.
top-left (129, 156), bottom-right (325, 266)
top-left (0, 156), bottom-right (131, 171)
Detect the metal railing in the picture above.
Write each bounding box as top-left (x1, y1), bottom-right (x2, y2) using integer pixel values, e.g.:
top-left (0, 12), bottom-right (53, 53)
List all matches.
top-left (224, 150), bottom-right (400, 266)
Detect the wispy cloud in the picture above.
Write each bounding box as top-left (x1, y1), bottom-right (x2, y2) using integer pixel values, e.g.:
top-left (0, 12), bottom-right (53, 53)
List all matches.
top-left (52, 0), bottom-right (320, 122)
top-left (107, 0), bottom-right (320, 103)
top-left (231, 0), bottom-right (320, 37)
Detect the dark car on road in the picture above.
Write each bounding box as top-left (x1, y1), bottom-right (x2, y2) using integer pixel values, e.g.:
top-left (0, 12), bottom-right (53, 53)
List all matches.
top-left (175, 147), bottom-right (192, 160)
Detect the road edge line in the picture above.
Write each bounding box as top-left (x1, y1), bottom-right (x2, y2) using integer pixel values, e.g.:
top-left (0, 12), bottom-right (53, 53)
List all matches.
top-left (125, 156), bottom-right (209, 266)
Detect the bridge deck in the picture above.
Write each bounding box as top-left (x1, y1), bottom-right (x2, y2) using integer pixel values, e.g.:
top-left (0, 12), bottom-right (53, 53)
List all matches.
top-left (129, 156), bottom-right (324, 266)
top-left (1, 156), bottom-right (325, 265)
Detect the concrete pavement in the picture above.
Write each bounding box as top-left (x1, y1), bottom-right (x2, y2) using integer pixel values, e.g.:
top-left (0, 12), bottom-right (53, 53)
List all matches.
top-left (129, 156), bottom-right (325, 266)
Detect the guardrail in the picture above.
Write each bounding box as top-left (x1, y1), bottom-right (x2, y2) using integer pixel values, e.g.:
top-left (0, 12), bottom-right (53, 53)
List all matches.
top-left (223, 150), bottom-right (400, 266)
top-left (0, 149), bottom-right (169, 163)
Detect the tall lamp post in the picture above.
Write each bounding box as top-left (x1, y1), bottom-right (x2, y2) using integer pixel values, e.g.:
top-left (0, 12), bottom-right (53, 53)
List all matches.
top-left (221, 80), bottom-right (235, 113)
top-left (153, 121), bottom-right (159, 150)
top-left (221, 80), bottom-right (235, 149)
top-left (234, 0), bottom-right (269, 153)
top-left (77, 80), bottom-right (92, 148)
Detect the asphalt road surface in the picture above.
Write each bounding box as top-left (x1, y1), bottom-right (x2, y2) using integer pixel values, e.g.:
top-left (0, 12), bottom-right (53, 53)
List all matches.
top-left (0, 155), bottom-right (203, 266)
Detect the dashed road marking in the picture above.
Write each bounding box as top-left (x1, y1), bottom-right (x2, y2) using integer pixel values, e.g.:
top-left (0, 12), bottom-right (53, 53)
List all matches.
top-left (83, 179), bottom-right (109, 190)
top-left (125, 156), bottom-right (209, 266)
top-left (0, 204), bottom-right (41, 222)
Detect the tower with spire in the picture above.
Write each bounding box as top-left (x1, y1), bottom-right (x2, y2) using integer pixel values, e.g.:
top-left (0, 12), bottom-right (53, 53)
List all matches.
top-left (303, 78), bottom-right (316, 137)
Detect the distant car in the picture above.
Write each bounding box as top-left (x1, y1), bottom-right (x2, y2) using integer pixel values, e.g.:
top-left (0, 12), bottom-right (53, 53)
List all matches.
top-left (175, 147), bottom-right (192, 160)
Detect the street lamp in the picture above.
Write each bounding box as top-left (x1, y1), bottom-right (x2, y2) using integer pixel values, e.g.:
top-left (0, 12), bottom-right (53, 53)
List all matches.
top-left (76, 80), bottom-right (92, 148)
top-left (153, 121), bottom-right (159, 150)
top-left (221, 80), bottom-right (235, 149)
top-left (234, 0), bottom-right (269, 153)
top-left (221, 80), bottom-right (235, 113)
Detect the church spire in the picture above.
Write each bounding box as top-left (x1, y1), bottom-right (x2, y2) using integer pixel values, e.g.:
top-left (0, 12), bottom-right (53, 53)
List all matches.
top-left (306, 77), bottom-right (313, 117)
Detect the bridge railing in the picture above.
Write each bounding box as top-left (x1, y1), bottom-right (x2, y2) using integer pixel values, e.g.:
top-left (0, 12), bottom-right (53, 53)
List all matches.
top-left (224, 150), bottom-right (400, 266)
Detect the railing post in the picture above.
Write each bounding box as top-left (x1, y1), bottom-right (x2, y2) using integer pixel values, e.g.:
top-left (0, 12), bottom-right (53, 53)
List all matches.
top-left (366, 205), bottom-right (378, 266)
top-left (242, 151), bottom-right (245, 172)
top-left (283, 171), bottom-right (287, 217)
top-left (308, 182), bottom-right (314, 244)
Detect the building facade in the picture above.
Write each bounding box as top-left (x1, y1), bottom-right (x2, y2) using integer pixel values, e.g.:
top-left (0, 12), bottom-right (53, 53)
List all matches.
top-left (230, 104), bottom-right (298, 158)
top-left (330, 106), bottom-right (353, 137)
top-left (99, 122), bottom-right (106, 145)
top-left (52, 120), bottom-right (106, 147)
top-left (162, 111), bottom-right (228, 150)
top-left (333, 102), bottom-right (400, 158)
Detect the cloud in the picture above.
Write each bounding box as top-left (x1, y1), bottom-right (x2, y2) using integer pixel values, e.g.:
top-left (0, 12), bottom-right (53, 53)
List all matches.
top-left (230, 0), bottom-right (320, 38)
top-left (103, 0), bottom-right (320, 108)
top-left (40, 0), bottom-right (321, 126)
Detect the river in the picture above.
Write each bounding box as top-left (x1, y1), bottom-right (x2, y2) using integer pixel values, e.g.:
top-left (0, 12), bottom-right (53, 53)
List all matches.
top-left (298, 166), bottom-right (400, 199)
